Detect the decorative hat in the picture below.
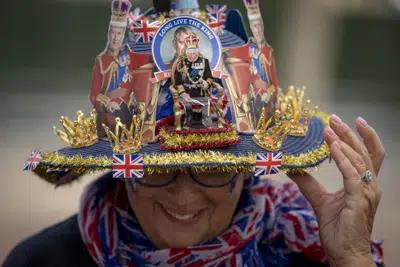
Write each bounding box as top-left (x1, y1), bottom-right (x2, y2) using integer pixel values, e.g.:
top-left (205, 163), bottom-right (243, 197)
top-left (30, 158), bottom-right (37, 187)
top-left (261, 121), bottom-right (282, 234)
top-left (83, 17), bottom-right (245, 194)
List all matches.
top-left (24, 1), bottom-right (331, 186)
top-left (110, 0), bottom-right (132, 28)
top-left (243, 0), bottom-right (261, 20)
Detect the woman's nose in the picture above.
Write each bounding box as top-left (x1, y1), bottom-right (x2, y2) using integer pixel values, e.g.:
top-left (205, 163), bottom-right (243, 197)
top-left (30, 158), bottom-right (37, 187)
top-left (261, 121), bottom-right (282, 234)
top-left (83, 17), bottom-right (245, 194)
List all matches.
top-left (167, 172), bottom-right (199, 205)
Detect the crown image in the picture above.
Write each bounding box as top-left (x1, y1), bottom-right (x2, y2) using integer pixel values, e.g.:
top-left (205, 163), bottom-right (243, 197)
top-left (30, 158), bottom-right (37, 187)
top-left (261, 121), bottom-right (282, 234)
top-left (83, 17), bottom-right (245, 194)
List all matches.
top-left (185, 34), bottom-right (200, 49)
top-left (110, 0), bottom-right (132, 27)
top-left (279, 86), bottom-right (318, 137)
top-left (53, 109), bottom-right (98, 148)
top-left (102, 116), bottom-right (144, 154)
top-left (253, 109), bottom-right (295, 151)
top-left (243, 0), bottom-right (261, 20)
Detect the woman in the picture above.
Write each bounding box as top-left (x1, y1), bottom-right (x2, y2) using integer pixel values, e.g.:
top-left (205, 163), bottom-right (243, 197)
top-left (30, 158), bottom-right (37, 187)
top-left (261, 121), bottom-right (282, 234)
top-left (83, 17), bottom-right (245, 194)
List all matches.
top-left (5, 0), bottom-right (385, 266)
top-left (3, 115), bottom-right (385, 267)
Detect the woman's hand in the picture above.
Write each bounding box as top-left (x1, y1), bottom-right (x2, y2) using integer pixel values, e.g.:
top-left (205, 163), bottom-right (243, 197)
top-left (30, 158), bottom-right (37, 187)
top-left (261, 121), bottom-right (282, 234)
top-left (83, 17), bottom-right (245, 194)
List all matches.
top-left (288, 115), bottom-right (385, 267)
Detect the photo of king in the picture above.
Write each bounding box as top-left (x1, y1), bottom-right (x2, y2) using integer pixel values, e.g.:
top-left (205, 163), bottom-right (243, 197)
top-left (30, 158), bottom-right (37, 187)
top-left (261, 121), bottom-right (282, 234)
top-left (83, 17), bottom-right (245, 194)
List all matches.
top-left (172, 34), bottom-right (214, 128)
top-left (89, 0), bottom-right (135, 136)
top-left (167, 26), bottom-right (194, 68)
top-left (247, 14), bottom-right (279, 124)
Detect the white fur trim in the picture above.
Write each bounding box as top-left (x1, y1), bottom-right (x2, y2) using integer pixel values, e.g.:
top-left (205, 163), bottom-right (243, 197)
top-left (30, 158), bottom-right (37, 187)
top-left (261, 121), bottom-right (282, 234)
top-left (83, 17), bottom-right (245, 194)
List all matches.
top-left (248, 14), bottom-right (262, 20)
top-left (110, 21), bottom-right (127, 28)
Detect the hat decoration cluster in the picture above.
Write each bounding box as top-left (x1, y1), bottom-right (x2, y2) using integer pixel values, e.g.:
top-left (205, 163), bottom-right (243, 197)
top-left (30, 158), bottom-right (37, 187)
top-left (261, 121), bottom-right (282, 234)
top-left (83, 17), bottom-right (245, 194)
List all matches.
top-left (24, 0), bottom-right (331, 185)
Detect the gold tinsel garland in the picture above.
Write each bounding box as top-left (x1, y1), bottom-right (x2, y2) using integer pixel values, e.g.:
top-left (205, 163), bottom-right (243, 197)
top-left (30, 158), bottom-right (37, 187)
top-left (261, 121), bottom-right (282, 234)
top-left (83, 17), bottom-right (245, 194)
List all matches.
top-left (158, 127), bottom-right (240, 148)
top-left (35, 112), bottom-right (332, 183)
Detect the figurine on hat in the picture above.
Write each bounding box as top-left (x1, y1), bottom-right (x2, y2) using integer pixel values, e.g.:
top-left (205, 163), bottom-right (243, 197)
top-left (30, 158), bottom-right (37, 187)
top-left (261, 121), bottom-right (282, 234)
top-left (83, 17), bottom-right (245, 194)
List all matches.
top-left (222, 0), bottom-right (279, 132)
top-left (170, 33), bottom-right (216, 129)
top-left (89, 0), bottom-right (137, 137)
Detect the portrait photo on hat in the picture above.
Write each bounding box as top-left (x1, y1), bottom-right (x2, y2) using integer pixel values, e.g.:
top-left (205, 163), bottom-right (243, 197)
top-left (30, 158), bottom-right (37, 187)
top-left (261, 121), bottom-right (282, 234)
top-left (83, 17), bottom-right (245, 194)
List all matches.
top-left (4, 0), bottom-right (389, 266)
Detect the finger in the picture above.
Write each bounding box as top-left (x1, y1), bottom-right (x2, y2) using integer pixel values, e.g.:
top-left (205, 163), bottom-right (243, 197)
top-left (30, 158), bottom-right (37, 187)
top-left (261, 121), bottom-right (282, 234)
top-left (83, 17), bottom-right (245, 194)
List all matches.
top-left (340, 140), bottom-right (381, 204)
top-left (287, 172), bottom-right (328, 209)
top-left (330, 141), bottom-right (363, 197)
top-left (329, 115), bottom-right (375, 175)
top-left (339, 141), bottom-right (369, 175)
top-left (323, 126), bottom-right (340, 146)
top-left (330, 115), bottom-right (365, 154)
top-left (356, 117), bottom-right (385, 174)
top-left (329, 114), bottom-right (352, 144)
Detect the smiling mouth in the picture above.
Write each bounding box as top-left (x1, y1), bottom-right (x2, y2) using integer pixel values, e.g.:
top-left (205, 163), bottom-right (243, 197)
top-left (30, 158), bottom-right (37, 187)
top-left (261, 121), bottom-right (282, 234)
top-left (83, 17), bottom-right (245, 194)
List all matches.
top-left (159, 204), bottom-right (205, 223)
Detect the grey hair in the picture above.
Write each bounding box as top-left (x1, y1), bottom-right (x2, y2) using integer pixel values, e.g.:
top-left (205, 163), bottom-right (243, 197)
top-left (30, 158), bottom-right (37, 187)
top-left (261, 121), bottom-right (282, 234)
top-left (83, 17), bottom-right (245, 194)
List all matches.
top-left (173, 26), bottom-right (193, 41)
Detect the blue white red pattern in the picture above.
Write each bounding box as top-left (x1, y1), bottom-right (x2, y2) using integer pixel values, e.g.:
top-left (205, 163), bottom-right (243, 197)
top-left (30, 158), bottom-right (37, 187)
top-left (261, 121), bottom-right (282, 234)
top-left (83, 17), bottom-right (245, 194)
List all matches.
top-left (255, 152), bottom-right (283, 177)
top-left (78, 174), bottom-right (384, 267)
top-left (23, 149), bottom-right (42, 171)
top-left (132, 20), bottom-right (160, 43)
top-left (206, 4), bottom-right (227, 34)
top-left (127, 8), bottom-right (145, 31)
top-left (112, 154), bottom-right (144, 178)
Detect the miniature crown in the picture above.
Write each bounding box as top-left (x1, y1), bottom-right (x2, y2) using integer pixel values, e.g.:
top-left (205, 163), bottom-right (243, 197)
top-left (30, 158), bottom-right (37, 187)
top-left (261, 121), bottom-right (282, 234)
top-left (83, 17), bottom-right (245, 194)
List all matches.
top-left (53, 109), bottom-right (98, 148)
top-left (243, 0), bottom-right (261, 20)
top-left (253, 109), bottom-right (295, 151)
top-left (110, 0), bottom-right (132, 27)
top-left (279, 86), bottom-right (318, 137)
top-left (185, 34), bottom-right (200, 49)
top-left (102, 116), bottom-right (143, 154)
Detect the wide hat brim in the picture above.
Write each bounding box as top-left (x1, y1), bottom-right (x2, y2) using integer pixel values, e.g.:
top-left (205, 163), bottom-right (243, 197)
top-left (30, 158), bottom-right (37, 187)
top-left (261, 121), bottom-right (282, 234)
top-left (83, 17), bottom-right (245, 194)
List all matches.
top-left (32, 112), bottom-right (330, 184)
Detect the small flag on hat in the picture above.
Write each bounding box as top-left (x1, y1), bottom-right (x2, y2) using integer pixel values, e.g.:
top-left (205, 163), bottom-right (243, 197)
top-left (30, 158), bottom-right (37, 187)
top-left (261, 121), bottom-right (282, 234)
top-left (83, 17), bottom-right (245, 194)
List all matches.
top-left (206, 4), bottom-right (227, 34)
top-left (254, 152), bottom-right (283, 177)
top-left (23, 149), bottom-right (43, 171)
top-left (127, 7), bottom-right (145, 31)
top-left (112, 154), bottom-right (144, 178)
top-left (132, 19), bottom-right (161, 43)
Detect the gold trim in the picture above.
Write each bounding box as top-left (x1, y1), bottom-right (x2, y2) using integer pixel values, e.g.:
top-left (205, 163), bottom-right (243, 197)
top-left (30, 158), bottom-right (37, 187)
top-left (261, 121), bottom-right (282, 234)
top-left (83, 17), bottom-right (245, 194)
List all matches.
top-left (159, 128), bottom-right (240, 148)
top-left (35, 112), bottom-right (331, 181)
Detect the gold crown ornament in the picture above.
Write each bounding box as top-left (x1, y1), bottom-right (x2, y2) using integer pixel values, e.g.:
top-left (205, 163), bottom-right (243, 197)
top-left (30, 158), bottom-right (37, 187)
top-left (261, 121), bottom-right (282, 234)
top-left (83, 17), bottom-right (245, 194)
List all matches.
top-left (102, 116), bottom-right (144, 154)
top-left (110, 0), bottom-right (132, 28)
top-left (53, 109), bottom-right (99, 148)
top-left (243, 0), bottom-right (261, 20)
top-left (253, 109), bottom-right (295, 151)
top-left (279, 86), bottom-right (318, 137)
top-left (185, 34), bottom-right (200, 50)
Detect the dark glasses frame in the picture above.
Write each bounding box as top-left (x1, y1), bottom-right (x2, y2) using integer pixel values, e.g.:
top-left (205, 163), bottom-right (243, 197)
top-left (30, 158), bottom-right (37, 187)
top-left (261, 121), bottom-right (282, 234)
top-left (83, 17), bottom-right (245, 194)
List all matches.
top-left (133, 168), bottom-right (239, 188)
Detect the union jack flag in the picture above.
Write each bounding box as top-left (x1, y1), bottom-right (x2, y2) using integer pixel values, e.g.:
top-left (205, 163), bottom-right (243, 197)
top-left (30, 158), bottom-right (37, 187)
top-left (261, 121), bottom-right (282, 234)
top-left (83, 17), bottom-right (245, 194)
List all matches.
top-left (112, 154), bottom-right (144, 179)
top-left (23, 149), bottom-right (42, 171)
top-left (254, 152), bottom-right (283, 177)
top-left (127, 8), bottom-right (145, 31)
top-left (206, 4), bottom-right (227, 34)
top-left (131, 20), bottom-right (160, 43)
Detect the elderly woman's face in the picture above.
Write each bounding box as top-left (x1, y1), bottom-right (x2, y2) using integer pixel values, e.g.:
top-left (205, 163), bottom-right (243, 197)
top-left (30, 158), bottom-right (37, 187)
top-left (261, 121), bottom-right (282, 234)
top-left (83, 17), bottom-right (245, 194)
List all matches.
top-left (126, 171), bottom-right (247, 248)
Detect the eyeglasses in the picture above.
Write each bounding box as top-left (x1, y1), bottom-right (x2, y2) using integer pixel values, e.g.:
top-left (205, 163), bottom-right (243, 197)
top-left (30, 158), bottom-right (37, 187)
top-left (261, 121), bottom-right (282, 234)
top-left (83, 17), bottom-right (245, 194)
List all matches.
top-left (134, 168), bottom-right (238, 188)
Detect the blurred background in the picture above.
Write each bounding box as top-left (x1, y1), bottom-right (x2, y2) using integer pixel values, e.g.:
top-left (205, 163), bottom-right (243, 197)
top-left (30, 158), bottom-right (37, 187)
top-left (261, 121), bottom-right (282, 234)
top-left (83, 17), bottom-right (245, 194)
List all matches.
top-left (1, 0), bottom-right (399, 265)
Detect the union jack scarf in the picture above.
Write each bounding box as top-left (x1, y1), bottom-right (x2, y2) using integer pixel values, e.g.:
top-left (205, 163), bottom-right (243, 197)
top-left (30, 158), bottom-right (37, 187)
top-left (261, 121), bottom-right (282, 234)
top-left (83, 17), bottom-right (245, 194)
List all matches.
top-left (78, 173), bottom-right (384, 266)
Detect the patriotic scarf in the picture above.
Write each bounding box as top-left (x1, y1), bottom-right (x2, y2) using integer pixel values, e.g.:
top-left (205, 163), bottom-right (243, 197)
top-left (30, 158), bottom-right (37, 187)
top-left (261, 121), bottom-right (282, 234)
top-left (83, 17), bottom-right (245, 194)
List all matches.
top-left (78, 173), bottom-right (384, 267)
